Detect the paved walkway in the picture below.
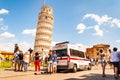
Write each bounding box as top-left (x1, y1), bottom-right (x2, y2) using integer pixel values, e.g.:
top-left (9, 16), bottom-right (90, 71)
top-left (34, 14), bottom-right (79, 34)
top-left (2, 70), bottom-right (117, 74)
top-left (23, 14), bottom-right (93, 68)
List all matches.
top-left (0, 66), bottom-right (48, 78)
top-left (0, 67), bottom-right (33, 78)
top-left (0, 65), bottom-right (119, 80)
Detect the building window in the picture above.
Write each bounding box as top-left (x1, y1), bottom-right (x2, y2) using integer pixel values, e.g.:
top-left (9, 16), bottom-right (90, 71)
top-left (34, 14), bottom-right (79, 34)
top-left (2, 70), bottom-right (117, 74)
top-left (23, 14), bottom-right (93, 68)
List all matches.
top-left (45, 16), bottom-right (47, 19)
top-left (97, 52), bottom-right (99, 55)
top-left (96, 48), bottom-right (99, 51)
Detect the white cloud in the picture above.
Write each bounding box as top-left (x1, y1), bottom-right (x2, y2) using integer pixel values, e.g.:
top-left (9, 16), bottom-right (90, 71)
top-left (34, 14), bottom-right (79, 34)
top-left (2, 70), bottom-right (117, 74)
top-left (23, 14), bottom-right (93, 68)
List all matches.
top-left (116, 40), bottom-right (120, 43)
top-left (0, 32), bottom-right (15, 39)
top-left (111, 19), bottom-right (120, 28)
top-left (83, 13), bottom-right (120, 28)
top-left (0, 18), bottom-right (8, 31)
top-left (22, 29), bottom-right (36, 36)
top-left (106, 30), bottom-right (109, 32)
top-left (93, 25), bottom-right (103, 36)
top-left (0, 9), bottom-right (9, 30)
top-left (76, 13), bottom-right (120, 36)
top-left (0, 9), bottom-right (9, 15)
top-left (0, 41), bottom-right (32, 53)
top-left (0, 26), bottom-right (8, 31)
top-left (51, 41), bottom-right (58, 47)
top-left (76, 23), bottom-right (86, 34)
top-left (86, 26), bottom-right (94, 29)
top-left (0, 41), bottom-right (89, 53)
top-left (0, 42), bottom-right (14, 52)
top-left (83, 14), bottom-right (111, 25)
top-left (0, 18), bottom-right (3, 21)
top-left (19, 41), bottom-right (31, 53)
top-left (0, 18), bottom-right (3, 24)
top-left (74, 43), bottom-right (89, 51)
top-left (19, 41), bottom-right (62, 53)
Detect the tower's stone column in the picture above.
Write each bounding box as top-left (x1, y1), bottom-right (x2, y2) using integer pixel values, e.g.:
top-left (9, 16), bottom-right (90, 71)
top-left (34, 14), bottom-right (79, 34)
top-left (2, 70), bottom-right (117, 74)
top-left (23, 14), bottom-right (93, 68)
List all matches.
top-left (34, 6), bottom-right (54, 53)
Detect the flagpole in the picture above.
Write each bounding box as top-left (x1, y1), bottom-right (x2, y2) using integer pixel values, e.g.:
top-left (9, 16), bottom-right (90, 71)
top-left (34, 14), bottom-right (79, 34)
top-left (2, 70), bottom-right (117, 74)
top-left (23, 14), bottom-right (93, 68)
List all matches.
top-left (43, 0), bottom-right (46, 6)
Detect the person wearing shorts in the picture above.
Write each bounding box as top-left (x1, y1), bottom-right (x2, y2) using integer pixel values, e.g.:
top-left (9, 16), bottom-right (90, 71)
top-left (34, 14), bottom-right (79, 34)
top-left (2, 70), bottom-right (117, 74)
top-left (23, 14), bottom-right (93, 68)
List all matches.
top-left (18, 51), bottom-right (24, 71)
top-left (13, 51), bottom-right (19, 71)
top-left (53, 51), bottom-right (57, 73)
top-left (99, 49), bottom-right (107, 77)
top-left (47, 50), bottom-right (53, 74)
top-left (110, 47), bottom-right (119, 79)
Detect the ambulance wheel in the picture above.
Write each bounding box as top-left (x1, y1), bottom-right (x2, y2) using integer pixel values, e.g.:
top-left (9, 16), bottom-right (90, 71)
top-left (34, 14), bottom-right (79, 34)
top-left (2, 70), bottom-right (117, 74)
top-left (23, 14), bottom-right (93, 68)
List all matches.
top-left (88, 64), bottom-right (92, 70)
top-left (34, 73), bottom-right (37, 75)
top-left (57, 69), bottom-right (60, 73)
top-left (73, 65), bottom-right (77, 73)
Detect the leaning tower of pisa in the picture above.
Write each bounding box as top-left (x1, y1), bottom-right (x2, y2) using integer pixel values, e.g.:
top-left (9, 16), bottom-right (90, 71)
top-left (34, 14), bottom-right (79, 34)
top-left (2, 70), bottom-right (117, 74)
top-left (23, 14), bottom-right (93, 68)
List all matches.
top-left (34, 6), bottom-right (54, 53)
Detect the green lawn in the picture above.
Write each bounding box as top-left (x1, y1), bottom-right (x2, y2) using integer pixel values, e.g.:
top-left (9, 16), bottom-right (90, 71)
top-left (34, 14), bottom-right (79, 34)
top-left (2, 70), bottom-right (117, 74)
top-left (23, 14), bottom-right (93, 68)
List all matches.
top-left (0, 61), bottom-right (12, 69)
top-left (0, 61), bottom-right (48, 69)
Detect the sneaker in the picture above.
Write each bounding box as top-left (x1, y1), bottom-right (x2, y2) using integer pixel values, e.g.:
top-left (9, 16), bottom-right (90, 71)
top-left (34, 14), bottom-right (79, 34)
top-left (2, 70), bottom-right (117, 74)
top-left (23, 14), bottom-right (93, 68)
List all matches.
top-left (14, 69), bottom-right (17, 71)
top-left (102, 75), bottom-right (106, 77)
top-left (20, 70), bottom-right (23, 72)
top-left (34, 73), bottom-right (37, 75)
top-left (24, 70), bottom-right (27, 72)
top-left (114, 77), bottom-right (119, 79)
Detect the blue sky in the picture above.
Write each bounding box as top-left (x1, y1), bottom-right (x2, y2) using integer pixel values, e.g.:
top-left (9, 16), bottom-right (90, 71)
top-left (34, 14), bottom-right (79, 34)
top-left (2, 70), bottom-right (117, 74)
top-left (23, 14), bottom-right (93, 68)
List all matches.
top-left (0, 0), bottom-right (120, 52)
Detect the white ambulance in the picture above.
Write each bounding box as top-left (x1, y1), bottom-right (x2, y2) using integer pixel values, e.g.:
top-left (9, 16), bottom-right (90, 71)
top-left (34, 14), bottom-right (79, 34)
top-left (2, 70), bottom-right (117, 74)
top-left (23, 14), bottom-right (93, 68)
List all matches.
top-left (52, 41), bottom-right (92, 72)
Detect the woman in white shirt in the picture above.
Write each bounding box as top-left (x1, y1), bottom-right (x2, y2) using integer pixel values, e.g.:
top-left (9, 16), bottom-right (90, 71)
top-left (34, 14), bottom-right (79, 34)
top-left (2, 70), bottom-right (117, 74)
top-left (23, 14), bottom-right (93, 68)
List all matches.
top-left (23, 52), bottom-right (30, 72)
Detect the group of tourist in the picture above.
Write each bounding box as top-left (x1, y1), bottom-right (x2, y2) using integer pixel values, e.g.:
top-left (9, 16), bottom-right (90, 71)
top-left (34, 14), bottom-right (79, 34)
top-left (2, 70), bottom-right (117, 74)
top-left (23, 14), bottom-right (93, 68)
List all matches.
top-left (99, 47), bottom-right (120, 79)
top-left (34, 50), bottom-right (57, 74)
top-left (13, 44), bottom-right (57, 74)
top-left (13, 43), bottom-right (120, 79)
top-left (13, 44), bottom-right (30, 72)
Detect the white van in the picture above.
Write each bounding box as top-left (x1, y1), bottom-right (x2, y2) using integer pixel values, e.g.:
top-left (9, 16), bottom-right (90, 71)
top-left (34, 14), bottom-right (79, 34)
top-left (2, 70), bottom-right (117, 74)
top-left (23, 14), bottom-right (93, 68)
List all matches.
top-left (52, 42), bottom-right (92, 72)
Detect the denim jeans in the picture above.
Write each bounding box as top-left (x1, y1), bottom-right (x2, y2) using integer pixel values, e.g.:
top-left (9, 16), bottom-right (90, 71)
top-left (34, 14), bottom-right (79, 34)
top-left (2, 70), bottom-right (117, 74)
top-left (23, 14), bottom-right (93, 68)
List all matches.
top-left (24, 62), bottom-right (28, 71)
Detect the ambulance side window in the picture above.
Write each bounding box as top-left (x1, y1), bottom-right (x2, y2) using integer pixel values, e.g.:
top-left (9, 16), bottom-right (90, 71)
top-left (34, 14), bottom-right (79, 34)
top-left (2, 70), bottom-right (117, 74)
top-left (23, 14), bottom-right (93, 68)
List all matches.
top-left (70, 49), bottom-right (84, 58)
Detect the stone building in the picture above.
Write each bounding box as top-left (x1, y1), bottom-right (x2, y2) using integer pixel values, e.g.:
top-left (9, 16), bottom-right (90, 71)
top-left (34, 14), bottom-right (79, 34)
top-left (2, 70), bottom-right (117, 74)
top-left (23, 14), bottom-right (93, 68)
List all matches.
top-left (0, 51), bottom-right (13, 60)
top-left (34, 6), bottom-right (54, 53)
top-left (86, 44), bottom-right (110, 60)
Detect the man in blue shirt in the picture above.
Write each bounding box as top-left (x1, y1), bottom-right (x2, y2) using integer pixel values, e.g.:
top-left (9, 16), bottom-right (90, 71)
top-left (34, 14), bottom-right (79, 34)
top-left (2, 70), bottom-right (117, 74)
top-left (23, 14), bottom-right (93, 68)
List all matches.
top-left (53, 51), bottom-right (57, 73)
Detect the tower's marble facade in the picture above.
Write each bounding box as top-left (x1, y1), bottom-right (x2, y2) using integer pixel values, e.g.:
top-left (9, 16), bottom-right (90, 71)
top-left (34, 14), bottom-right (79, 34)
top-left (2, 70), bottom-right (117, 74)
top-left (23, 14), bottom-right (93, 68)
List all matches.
top-left (34, 6), bottom-right (54, 53)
